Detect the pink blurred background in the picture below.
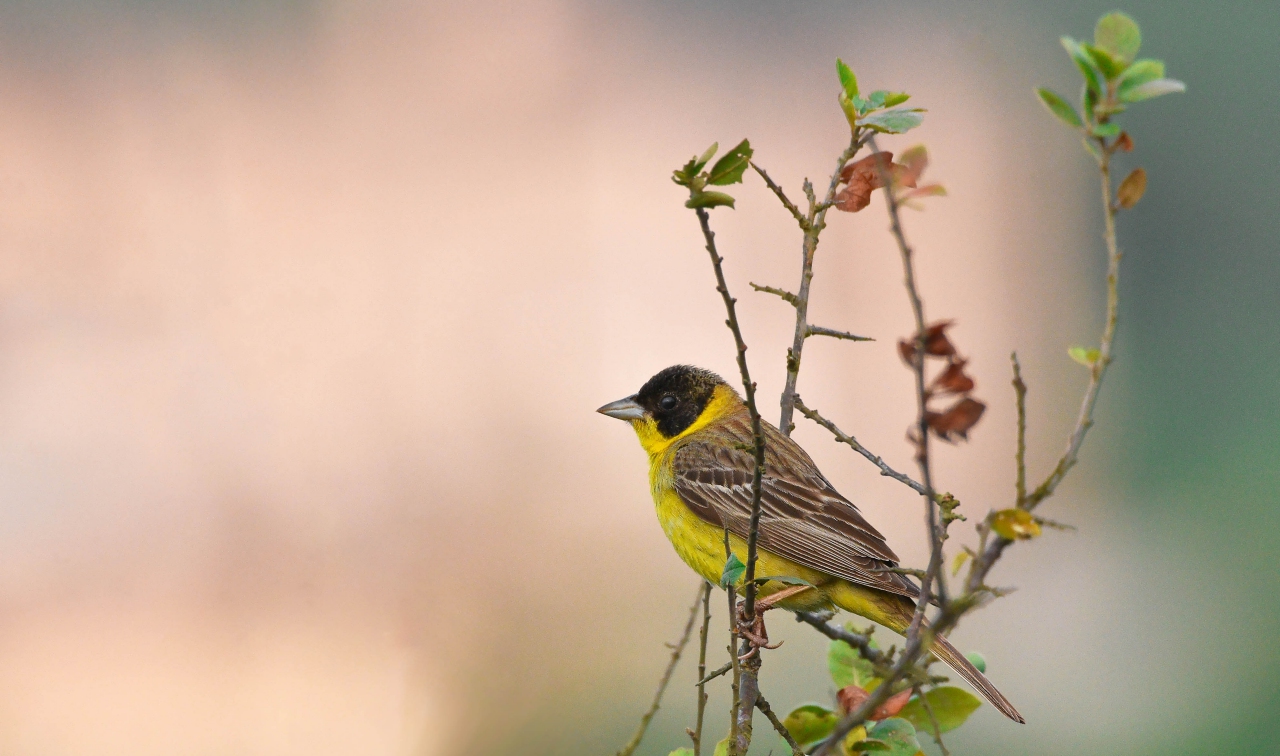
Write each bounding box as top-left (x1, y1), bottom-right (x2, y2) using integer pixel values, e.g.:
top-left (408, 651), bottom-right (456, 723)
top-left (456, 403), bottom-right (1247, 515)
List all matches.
top-left (0, 2), bottom-right (1225, 754)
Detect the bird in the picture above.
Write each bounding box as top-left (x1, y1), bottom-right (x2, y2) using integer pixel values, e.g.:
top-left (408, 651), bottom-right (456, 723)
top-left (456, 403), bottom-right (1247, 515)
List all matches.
top-left (597, 364), bottom-right (1024, 723)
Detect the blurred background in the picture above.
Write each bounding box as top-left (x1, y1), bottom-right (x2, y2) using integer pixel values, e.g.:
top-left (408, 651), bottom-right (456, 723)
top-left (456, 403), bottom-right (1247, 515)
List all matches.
top-left (0, 0), bottom-right (1274, 754)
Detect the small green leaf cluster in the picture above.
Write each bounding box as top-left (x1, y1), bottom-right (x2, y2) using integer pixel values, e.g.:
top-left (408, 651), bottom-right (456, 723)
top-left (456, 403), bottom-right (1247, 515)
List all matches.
top-left (774, 625), bottom-right (983, 753)
top-left (1037, 12), bottom-right (1184, 140)
top-left (836, 59), bottom-right (924, 135)
top-left (672, 139), bottom-right (754, 209)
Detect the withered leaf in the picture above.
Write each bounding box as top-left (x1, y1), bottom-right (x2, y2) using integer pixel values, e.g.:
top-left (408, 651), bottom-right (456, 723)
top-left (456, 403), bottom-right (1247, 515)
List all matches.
top-left (896, 145), bottom-right (928, 187)
top-left (1115, 132), bottom-right (1134, 152)
top-left (925, 397), bottom-right (986, 441)
top-left (898, 339), bottom-right (917, 366)
top-left (835, 153), bottom-right (916, 213)
top-left (931, 358), bottom-right (975, 395)
top-left (922, 320), bottom-right (956, 357)
top-left (991, 508), bottom-right (1042, 540)
top-left (837, 685), bottom-right (913, 721)
top-left (1117, 167), bottom-right (1147, 209)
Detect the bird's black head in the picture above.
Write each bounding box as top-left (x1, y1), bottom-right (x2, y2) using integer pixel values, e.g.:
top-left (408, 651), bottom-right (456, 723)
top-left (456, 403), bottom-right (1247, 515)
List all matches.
top-left (634, 365), bottom-right (730, 438)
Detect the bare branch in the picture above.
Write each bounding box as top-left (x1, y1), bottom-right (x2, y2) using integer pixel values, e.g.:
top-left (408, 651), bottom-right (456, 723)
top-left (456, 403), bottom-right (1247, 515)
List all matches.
top-left (778, 131), bottom-right (866, 435)
top-left (1012, 353), bottom-right (1028, 507)
top-left (692, 199), bottom-right (769, 756)
top-left (793, 395), bottom-right (927, 496)
top-left (751, 162), bottom-right (808, 229)
top-left (694, 661), bottom-right (733, 687)
top-left (868, 133), bottom-right (949, 619)
top-left (614, 583), bottom-right (704, 756)
top-left (806, 325), bottom-right (874, 341)
top-left (794, 611), bottom-right (889, 669)
top-left (749, 282), bottom-right (799, 307)
top-left (691, 581), bottom-right (712, 756)
top-left (756, 694), bottom-right (806, 756)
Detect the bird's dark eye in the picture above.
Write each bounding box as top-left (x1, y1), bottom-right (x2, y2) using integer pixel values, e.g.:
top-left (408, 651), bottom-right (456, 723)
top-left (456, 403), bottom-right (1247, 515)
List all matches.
top-left (659, 395), bottom-right (678, 410)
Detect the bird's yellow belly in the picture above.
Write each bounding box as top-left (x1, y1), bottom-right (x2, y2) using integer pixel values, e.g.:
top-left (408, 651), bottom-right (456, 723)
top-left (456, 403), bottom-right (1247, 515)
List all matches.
top-left (651, 485), bottom-right (836, 613)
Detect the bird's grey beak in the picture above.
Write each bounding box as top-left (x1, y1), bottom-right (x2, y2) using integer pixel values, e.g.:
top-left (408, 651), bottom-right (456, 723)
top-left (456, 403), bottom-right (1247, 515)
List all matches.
top-left (597, 395), bottom-right (646, 421)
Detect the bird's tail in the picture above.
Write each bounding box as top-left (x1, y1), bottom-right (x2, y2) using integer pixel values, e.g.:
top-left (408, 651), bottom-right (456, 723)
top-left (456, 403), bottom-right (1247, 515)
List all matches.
top-left (827, 582), bottom-right (1024, 723)
top-left (927, 630), bottom-right (1025, 724)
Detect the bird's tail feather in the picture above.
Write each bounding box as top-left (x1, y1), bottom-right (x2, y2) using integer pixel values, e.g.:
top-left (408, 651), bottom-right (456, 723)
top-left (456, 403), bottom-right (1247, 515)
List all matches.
top-left (927, 631), bottom-right (1025, 724)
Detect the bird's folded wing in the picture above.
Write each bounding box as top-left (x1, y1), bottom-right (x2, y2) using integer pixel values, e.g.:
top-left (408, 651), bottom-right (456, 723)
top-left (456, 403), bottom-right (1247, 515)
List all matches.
top-left (672, 422), bottom-right (920, 601)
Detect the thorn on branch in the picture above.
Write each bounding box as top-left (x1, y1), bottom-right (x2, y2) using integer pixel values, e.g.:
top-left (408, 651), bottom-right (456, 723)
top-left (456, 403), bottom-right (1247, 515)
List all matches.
top-left (806, 325), bottom-right (875, 342)
top-left (750, 282), bottom-right (799, 306)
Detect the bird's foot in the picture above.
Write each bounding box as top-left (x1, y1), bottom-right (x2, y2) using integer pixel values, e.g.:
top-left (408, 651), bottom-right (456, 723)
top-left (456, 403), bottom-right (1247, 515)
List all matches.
top-left (734, 585), bottom-right (813, 660)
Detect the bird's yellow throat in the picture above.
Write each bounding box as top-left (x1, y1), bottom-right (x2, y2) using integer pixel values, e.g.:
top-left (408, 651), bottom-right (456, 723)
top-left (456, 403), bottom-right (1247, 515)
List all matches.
top-left (629, 384), bottom-right (741, 458)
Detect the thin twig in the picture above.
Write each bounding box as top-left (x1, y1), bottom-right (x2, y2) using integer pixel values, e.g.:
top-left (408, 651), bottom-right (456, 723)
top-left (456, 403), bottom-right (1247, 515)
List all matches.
top-left (693, 200), bottom-right (768, 756)
top-left (966, 135), bottom-right (1122, 595)
top-left (793, 396), bottom-right (927, 496)
top-left (750, 282), bottom-right (799, 306)
top-left (692, 581), bottom-right (712, 756)
top-left (756, 694), bottom-right (806, 756)
top-left (868, 134), bottom-right (949, 617)
top-left (725, 530), bottom-right (742, 753)
top-left (750, 162), bottom-right (808, 229)
top-left (1012, 353), bottom-right (1028, 507)
top-left (694, 661), bottom-right (733, 687)
top-left (806, 325), bottom-right (874, 341)
top-left (776, 131), bottom-right (866, 435)
top-left (915, 685), bottom-right (951, 756)
top-left (614, 583), bottom-right (705, 756)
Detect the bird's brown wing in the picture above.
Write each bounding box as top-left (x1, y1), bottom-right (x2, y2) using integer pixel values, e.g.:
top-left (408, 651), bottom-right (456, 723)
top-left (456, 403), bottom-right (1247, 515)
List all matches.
top-left (672, 411), bottom-right (920, 600)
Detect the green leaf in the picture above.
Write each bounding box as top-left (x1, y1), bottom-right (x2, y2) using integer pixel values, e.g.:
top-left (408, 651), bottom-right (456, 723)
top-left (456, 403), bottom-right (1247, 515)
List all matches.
top-left (965, 651), bottom-right (987, 674)
top-left (782, 704), bottom-right (839, 745)
top-left (1117, 59), bottom-right (1165, 91)
top-left (1118, 78), bottom-right (1186, 103)
top-left (865, 718), bottom-right (921, 756)
top-left (1035, 88), bottom-right (1082, 128)
top-left (1082, 43), bottom-right (1127, 80)
top-left (685, 189), bottom-right (737, 209)
top-left (1061, 36), bottom-right (1105, 97)
top-left (1069, 346), bottom-right (1100, 366)
top-left (1094, 11), bottom-right (1141, 64)
top-left (847, 738), bottom-right (890, 752)
top-left (1092, 122), bottom-right (1121, 138)
top-left (719, 552), bottom-right (746, 585)
top-left (707, 139), bottom-right (753, 186)
top-left (883, 92), bottom-right (911, 107)
top-left (695, 143), bottom-right (718, 173)
top-left (857, 107), bottom-right (925, 134)
top-left (898, 687), bottom-right (982, 735)
top-left (839, 92), bottom-right (860, 129)
top-left (828, 625), bottom-right (879, 689)
top-left (712, 737), bottom-right (729, 756)
top-left (668, 749), bottom-right (695, 756)
top-left (753, 574), bottom-right (814, 586)
top-left (866, 90), bottom-right (888, 110)
top-left (836, 58), bottom-right (859, 98)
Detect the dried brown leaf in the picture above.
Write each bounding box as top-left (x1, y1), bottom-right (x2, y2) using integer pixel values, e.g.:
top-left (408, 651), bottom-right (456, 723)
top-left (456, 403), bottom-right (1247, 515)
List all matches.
top-left (931, 359), bottom-right (975, 395)
top-left (836, 685), bottom-right (914, 721)
top-left (898, 339), bottom-right (917, 366)
top-left (1115, 132), bottom-right (1134, 152)
top-left (922, 320), bottom-right (956, 357)
top-left (835, 153), bottom-right (915, 213)
top-left (1117, 167), bottom-right (1147, 209)
top-left (925, 397), bottom-right (986, 441)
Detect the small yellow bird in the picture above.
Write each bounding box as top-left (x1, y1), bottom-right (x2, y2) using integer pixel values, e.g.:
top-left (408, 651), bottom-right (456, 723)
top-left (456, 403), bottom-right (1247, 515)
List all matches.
top-left (598, 365), bottom-right (1023, 723)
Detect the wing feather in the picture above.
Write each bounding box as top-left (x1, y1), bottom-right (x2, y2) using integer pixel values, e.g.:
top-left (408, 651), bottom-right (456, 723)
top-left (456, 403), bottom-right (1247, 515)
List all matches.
top-left (672, 412), bottom-right (920, 600)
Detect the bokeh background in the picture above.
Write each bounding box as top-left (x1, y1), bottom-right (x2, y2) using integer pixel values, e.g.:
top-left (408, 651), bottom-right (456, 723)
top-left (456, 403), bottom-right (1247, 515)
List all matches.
top-left (0, 1), bottom-right (1274, 754)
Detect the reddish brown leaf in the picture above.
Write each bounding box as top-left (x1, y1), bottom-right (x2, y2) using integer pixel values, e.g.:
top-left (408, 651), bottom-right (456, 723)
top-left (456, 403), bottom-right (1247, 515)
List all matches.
top-left (1115, 132), bottom-right (1134, 152)
top-left (922, 320), bottom-right (956, 357)
top-left (898, 339), bottom-right (917, 366)
top-left (1117, 167), bottom-right (1147, 209)
top-left (896, 145), bottom-right (928, 187)
top-left (837, 685), bottom-right (914, 721)
top-left (835, 153), bottom-right (907, 212)
top-left (926, 397), bottom-right (986, 441)
top-left (931, 358), bottom-right (975, 395)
